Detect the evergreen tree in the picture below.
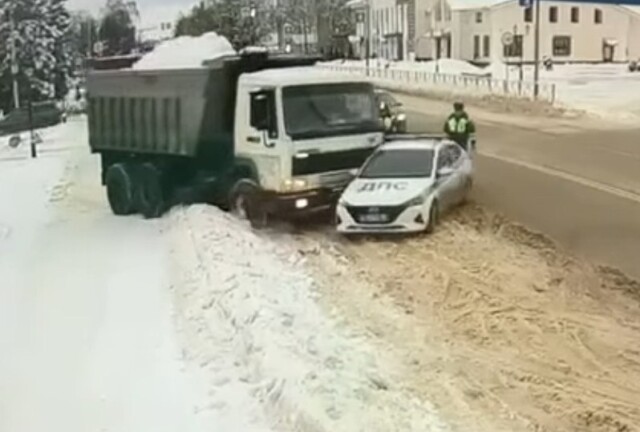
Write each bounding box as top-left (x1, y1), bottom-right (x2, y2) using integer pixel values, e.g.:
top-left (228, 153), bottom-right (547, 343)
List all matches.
top-left (0, 0), bottom-right (58, 109)
top-left (98, 0), bottom-right (137, 56)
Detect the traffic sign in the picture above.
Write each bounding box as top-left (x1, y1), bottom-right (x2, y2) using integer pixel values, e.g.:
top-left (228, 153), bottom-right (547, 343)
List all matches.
top-left (501, 32), bottom-right (514, 46)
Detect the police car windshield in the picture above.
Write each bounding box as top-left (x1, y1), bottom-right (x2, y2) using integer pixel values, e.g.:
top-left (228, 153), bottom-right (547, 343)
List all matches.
top-left (360, 148), bottom-right (435, 179)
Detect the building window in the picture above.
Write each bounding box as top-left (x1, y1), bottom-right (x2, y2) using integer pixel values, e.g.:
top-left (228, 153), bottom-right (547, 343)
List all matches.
top-left (503, 35), bottom-right (523, 57)
top-left (473, 35), bottom-right (480, 58)
top-left (524, 7), bottom-right (532, 22)
top-left (594, 8), bottom-right (603, 24)
top-left (549, 6), bottom-right (558, 23)
top-left (475, 12), bottom-right (482, 23)
top-left (571, 7), bottom-right (579, 23)
top-left (483, 35), bottom-right (490, 57)
top-left (552, 35), bottom-right (571, 56)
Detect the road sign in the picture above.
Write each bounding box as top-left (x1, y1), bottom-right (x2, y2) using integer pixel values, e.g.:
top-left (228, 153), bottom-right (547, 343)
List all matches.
top-left (501, 32), bottom-right (514, 46)
top-left (519, 0), bottom-right (533, 7)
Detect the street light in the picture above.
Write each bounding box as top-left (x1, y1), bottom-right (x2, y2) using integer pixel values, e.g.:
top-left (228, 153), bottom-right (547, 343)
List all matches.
top-left (24, 67), bottom-right (37, 159)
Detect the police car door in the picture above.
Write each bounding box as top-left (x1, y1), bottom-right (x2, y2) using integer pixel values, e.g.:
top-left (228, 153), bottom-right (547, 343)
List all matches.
top-left (445, 143), bottom-right (467, 204)
top-left (435, 145), bottom-right (459, 211)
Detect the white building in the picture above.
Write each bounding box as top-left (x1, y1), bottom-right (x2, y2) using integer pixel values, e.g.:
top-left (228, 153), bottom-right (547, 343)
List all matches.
top-left (420, 0), bottom-right (640, 63)
top-left (348, 0), bottom-right (424, 61)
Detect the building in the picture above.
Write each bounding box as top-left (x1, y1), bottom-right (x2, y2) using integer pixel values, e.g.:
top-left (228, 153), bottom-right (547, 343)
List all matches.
top-left (420, 0), bottom-right (640, 63)
top-left (347, 0), bottom-right (423, 61)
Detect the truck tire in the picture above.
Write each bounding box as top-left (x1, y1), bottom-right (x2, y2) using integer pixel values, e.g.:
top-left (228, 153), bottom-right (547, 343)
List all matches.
top-left (136, 163), bottom-right (168, 219)
top-left (229, 179), bottom-right (268, 229)
top-left (105, 163), bottom-right (137, 216)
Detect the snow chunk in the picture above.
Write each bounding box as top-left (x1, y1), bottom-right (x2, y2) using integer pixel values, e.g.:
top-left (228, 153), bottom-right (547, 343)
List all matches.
top-left (133, 32), bottom-right (237, 70)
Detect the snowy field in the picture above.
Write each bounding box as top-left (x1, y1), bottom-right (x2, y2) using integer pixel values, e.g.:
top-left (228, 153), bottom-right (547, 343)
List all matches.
top-left (0, 117), bottom-right (449, 431)
top-left (325, 59), bottom-right (640, 121)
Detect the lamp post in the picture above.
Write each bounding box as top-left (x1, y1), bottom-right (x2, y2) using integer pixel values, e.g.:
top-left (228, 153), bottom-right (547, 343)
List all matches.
top-left (532, 0), bottom-right (541, 98)
top-left (24, 67), bottom-right (37, 159)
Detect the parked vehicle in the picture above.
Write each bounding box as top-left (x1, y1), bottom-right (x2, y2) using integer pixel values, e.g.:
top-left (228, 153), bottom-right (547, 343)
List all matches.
top-left (87, 52), bottom-right (385, 224)
top-left (375, 89), bottom-right (407, 133)
top-left (0, 101), bottom-right (66, 137)
top-left (336, 135), bottom-right (473, 234)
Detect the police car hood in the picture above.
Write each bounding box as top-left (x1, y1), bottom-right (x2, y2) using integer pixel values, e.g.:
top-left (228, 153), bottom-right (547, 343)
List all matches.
top-left (342, 177), bottom-right (434, 207)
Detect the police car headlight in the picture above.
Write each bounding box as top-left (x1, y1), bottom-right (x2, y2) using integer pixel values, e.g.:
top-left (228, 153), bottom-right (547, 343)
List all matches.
top-left (404, 195), bottom-right (424, 207)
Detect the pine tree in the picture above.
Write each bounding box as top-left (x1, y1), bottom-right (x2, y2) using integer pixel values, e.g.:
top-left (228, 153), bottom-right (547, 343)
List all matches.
top-left (0, 0), bottom-right (59, 107)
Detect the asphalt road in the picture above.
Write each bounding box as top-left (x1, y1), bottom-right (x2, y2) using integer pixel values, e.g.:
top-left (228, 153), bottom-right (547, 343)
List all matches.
top-left (405, 106), bottom-right (640, 280)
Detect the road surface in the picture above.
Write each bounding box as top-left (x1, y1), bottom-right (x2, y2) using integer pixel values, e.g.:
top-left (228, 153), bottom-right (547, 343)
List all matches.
top-left (403, 96), bottom-right (640, 280)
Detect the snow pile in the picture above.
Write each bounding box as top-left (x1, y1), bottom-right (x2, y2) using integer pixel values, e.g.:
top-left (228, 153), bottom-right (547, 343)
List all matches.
top-left (133, 32), bottom-right (236, 70)
top-left (167, 206), bottom-right (449, 432)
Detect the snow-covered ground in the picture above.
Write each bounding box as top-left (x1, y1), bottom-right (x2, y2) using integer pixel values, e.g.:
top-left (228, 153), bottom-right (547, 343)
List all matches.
top-left (325, 59), bottom-right (640, 121)
top-left (0, 118), bottom-right (450, 431)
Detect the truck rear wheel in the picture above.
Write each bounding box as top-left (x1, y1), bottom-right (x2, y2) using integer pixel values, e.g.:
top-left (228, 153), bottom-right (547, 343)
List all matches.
top-left (229, 179), bottom-right (268, 229)
top-left (136, 163), bottom-right (168, 219)
top-left (105, 163), bottom-right (137, 216)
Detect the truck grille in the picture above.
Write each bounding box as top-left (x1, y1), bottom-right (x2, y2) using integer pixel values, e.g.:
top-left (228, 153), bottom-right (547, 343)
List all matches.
top-left (292, 148), bottom-right (374, 176)
top-left (346, 205), bottom-right (405, 224)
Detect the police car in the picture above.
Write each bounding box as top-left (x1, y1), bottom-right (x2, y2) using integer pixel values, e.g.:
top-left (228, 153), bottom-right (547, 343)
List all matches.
top-left (336, 135), bottom-right (473, 234)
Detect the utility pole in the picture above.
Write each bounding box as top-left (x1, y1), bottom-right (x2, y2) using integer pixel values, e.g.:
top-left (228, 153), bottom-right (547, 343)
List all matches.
top-left (8, 9), bottom-right (20, 110)
top-left (365, 0), bottom-right (371, 76)
top-left (532, 0), bottom-right (541, 98)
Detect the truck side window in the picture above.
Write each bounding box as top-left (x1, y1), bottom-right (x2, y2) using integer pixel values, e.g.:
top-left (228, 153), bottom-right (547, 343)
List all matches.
top-left (250, 90), bottom-right (278, 139)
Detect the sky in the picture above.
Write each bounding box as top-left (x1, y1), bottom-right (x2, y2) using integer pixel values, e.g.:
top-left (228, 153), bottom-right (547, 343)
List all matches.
top-left (67, 0), bottom-right (199, 27)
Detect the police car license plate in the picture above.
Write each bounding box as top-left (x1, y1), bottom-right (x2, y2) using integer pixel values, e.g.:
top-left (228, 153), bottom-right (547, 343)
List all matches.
top-left (360, 214), bottom-right (388, 223)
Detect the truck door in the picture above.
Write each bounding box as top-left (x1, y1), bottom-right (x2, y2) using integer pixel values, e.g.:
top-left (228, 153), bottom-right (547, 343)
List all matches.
top-left (243, 89), bottom-right (281, 190)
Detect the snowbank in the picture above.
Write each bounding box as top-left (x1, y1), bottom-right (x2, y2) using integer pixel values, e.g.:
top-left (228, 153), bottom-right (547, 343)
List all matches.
top-left (133, 32), bottom-right (236, 70)
top-left (167, 206), bottom-right (449, 431)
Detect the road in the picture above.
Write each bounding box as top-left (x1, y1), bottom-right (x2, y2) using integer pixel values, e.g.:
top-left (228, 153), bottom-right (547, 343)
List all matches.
top-left (402, 96), bottom-right (640, 280)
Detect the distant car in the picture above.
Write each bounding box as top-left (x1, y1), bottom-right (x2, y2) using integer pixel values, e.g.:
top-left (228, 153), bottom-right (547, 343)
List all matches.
top-left (336, 135), bottom-right (473, 234)
top-left (375, 89), bottom-right (407, 133)
top-left (0, 101), bottom-right (66, 137)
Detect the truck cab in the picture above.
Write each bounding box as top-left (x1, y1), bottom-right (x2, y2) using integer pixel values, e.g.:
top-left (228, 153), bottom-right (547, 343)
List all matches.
top-left (231, 67), bottom-right (384, 220)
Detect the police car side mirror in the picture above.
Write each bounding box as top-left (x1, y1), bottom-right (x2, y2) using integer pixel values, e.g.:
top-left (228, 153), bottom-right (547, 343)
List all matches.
top-left (349, 168), bottom-right (359, 177)
top-left (437, 167), bottom-right (454, 178)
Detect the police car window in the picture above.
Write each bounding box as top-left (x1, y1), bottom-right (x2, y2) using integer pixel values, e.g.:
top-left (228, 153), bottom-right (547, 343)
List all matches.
top-left (360, 148), bottom-right (435, 179)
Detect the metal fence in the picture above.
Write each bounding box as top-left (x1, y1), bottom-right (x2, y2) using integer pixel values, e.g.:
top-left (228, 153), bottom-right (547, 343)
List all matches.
top-left (318, 64), bottom-right (557, 104)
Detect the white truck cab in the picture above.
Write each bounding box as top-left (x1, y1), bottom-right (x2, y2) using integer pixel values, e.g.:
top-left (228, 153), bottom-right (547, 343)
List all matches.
top-left (232, 66), bottom-right (384, 219)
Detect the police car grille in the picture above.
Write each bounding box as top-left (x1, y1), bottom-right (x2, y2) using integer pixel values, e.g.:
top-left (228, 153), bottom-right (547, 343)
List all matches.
top-left (346, 205), bottom-right (405, 224)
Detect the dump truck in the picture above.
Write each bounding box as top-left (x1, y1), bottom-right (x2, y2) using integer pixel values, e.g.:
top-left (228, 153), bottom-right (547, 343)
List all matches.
top-left (87, 52), bottom-right (385, 224)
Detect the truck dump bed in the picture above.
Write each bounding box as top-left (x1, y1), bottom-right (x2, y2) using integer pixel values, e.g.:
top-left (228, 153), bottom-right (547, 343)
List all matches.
top-left (87, 53), bottom-right (319, 159)
top-left (87, 66), bottom-right (227, 157)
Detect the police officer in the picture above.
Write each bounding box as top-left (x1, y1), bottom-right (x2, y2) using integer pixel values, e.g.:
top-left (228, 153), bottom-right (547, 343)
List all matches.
top-left (444, 102), bottom-right (476, 152)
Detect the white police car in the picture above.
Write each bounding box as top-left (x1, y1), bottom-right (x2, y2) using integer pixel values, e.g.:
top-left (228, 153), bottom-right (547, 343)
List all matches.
top-left (336, 135), bottom-right (473, 234)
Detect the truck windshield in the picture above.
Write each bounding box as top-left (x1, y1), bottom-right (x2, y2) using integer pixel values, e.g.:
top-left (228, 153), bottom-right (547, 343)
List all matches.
top-left (282, 83), bottom-right (380, 140)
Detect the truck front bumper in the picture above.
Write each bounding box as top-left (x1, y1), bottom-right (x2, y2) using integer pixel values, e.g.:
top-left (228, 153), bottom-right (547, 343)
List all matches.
top-left (261, 188), bottom-right (342, 218)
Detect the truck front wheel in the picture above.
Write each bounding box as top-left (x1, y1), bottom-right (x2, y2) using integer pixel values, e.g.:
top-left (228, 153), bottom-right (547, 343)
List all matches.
top-left (105, 163), bottom-right (137, 216)
top-left (229, 179), bottom-right (268, 229)
top-left (136, 163), bottom-right (168, 219)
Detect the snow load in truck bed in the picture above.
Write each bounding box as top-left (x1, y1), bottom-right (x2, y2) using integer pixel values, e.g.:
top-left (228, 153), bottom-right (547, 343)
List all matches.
top-left (133, 32), bottom-right (236, 70)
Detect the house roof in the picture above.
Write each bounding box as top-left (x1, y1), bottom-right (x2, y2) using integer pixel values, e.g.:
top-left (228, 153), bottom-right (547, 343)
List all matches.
top-left (623, 5), bottom-right (640, 14)
top-left (449, 0), bottom-right (640, 12)
top-left (448, 0), bottom-right (510, 11)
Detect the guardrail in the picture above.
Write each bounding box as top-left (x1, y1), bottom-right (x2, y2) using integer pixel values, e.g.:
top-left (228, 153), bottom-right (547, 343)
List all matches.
top-left (318, 63), bottom-right (557, 104)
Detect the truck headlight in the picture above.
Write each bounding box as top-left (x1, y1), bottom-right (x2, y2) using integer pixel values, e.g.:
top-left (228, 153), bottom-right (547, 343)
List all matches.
top-left (283, 178), bottom-right (308, 191)
top-left (397, 113), bottom-right (407, 121)
top-left (404, 195), bottom-right (424, 207)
